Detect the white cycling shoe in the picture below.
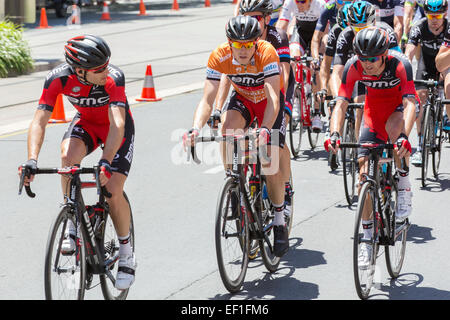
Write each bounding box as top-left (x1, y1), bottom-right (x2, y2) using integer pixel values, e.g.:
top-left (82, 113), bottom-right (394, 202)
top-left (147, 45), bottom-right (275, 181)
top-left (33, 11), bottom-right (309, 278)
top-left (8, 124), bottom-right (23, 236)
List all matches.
top-left (115, 253), bottom-right (137, 290)
top-left (358, 243), bottom-right (372, 270)
top-left (311, 115), bottom-right (323, 133)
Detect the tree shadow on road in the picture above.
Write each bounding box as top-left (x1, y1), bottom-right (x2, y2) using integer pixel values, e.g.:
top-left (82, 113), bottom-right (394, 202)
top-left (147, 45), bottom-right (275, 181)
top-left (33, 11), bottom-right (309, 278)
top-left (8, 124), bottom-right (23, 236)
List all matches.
top-left (210, 237), bottom-right (326, 300)
top-left (369, 273), bottom-right (450, 300)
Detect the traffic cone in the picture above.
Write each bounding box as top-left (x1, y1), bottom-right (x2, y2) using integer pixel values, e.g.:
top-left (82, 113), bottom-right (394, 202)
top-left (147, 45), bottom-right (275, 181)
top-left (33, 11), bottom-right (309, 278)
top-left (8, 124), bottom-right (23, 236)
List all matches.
top-left (36, 8), bottom-right (52, 29)
top-left (205, 0), bottom-right (211, 7)
top-left (172, 0), bottom-right (179, 11)
top-left (138, 0), bottom-right (148, 16)
top-left (232, 0), bottom-right (237, 4)
top-left (49, 94), bottom-right (70, 123)
top-left (136, 65), bottom-right (162, 102)
top-left (100, 1), bottom-right (111, 21)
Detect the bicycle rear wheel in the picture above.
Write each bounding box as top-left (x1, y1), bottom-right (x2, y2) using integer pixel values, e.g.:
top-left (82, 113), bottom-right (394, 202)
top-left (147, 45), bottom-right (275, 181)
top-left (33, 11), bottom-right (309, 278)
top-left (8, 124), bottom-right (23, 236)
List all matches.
top-left (259, 177), bottom-right (281, 273)
top-left (307, 98), bottom-right (320, 149)
top-left (421, 105), bottom-right (432, 187)
top-left (44, 206), bottom-right (86, 300)
top-left (289, 87), bottom-right (305, 158)
top-left (432, 105), bottom-right (444, 178)
top-left (99, 192), bottom-right (135, 300)
top-left (385, 183), bottom-right (407, 279)
top-left (353, 182), bottom-right (378, 300)
top-left (215, 178), bottom-right (249, 293)
top-left (342, 117), bottom-right (357, 205)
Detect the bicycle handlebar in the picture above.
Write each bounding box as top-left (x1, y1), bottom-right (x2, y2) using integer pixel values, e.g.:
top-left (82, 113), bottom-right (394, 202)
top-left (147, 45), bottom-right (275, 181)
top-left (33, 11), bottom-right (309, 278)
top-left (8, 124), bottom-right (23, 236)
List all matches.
top-left (339, 142), bottom-right (395, 150)
top-left (347, 103), bottom-right (364, 109)
top-left (18, 165), bottom-right (112, 198)
top-left (413, 79), bottom-right (444, 88)
top-left (290, 56), bottom-right (314, 63)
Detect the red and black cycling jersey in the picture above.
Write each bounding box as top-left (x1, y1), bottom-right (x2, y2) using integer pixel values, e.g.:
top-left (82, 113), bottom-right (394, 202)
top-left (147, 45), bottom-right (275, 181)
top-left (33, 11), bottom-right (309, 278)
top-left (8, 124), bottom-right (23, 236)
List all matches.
top-left (334, 21), bottom-right (399, 66)
top-left (338, 50), bottom-right (417, 140)
top-left (441, 17), bottom-right (450, 47)
top-left (38, 63), bottom-right (130, 125)
top-left (408, 17), bottom-right (447, 77)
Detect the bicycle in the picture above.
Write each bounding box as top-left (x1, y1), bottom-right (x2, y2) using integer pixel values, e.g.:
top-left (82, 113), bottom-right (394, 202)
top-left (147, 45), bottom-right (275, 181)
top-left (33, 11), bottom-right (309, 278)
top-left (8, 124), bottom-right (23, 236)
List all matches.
top-left (18, 165), bottom-right (134, 300)
top-left (341, 103), bottom-right (364, 205)
top-left (413, 79), bottom-right (445, 187)
top-left (289, 55), bottom-right (320, 158)
top-left (340, 142), bottom-right (410, 300)
top-left (188, 130), bottom-right (293, 293)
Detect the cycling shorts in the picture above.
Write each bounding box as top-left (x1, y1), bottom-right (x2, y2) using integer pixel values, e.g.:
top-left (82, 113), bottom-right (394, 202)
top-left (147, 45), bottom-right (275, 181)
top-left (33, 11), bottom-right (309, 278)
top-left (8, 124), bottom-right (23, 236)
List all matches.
top-left (223, 90), bottom-right (286, 148)
top-left (62, 111), bottom-right (135, 176)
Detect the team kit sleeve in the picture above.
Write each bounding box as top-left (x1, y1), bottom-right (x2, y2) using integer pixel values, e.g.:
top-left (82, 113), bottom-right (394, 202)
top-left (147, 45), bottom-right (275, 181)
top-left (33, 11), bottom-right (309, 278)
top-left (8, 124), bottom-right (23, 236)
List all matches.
top-left (261, 44), bottom-right (281, 79)
top-left (278, 0), bottom-right (295, 23)
top-left (206, 46), bottom-right (225, 81)
top-left (106, 66), bottom-right (127, 108)
top-left (407, 23), bottom-right (422, 46)
top-left (443, 22), bottom-right (450, 47)
top-left (275, 28), bottom-right (291, 63)
top-left (334, 29), bottom-right (351, 66)
top-left (315, 4), bottom-right (334, 32)
top-left (38, 72), bottom-right (64, 112)
top-left (396, 58), bottom-right (417, 99)
top-left (337, 59), bottom-right (359, 102)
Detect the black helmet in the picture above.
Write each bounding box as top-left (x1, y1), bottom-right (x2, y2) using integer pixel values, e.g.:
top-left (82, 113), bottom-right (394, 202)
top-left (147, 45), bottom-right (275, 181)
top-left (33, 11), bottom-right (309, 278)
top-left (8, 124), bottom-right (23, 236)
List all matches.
top-left (336, 3), bottom-right (351, 29)
top-left (353, 27), bottom-right (390, 57)
top-left (64, 34), bottom-right (111, 70)
top-left (239, 0), bottom-right (273, 15)
top-left (226, 16), bottom-right (261, 41)
top-left (348, 1), bottom-right (376, 26)
top-left (424, 0), bottom-right (448, 13)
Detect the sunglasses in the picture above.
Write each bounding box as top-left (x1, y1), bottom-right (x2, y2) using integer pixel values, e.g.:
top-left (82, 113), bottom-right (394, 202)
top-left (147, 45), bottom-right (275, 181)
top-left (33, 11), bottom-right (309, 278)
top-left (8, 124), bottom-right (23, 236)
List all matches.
top-left (351, 25), bottom-right (369, 33)
top-left (359, 56), bottom-right (381, 63)
top-left (88, 62), bottom-right (109, 74)
top-left (295, 0), bottom-right (308, 4)
top-left (229, 40), bottom-right (256, 49)
top-left (250, 14), bottom-right (265, 21)
top-left (425, 13), bottom-right (444, 20)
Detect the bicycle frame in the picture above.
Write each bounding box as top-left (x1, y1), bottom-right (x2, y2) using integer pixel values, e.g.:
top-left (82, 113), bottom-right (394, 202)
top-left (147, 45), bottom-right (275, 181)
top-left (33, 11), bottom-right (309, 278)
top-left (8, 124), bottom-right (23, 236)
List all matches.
top-left (292, 56), bottom-right (313, 127)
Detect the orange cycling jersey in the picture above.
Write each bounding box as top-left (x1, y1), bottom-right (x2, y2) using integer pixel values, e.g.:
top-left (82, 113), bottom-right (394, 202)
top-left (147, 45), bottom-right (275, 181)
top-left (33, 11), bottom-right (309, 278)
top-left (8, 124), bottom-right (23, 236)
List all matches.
top-left (206, 40), bottom-right (283, 104)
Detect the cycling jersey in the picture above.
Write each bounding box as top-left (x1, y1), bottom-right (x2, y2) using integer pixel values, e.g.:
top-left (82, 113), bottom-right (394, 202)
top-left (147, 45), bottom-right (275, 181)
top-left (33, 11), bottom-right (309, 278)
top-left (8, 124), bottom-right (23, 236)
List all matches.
top-left (315, 0), bottom-right (339, 32)
top-left (442, 17), bottom-right (450, 47)
top-left (338, 50), bottom-right (417, 141)
top-left (38, 63), bottom-right (135, 176)
top-left (325, 23), bottom-right (344, 57)
top-left (206, 40), bottom-right (283, 104)
top-left (269, 0), bottom-right (285, 25)
top-left (266, 25), bottom-right (291, 63)
top-left (366, 0), bottom-right (404, 27)
top-left (334, 21), bottom-right (399, 66)
top-left (408, 17), bottom-right (447, 79)
top-left (279, 0), bottom-right (326, 45)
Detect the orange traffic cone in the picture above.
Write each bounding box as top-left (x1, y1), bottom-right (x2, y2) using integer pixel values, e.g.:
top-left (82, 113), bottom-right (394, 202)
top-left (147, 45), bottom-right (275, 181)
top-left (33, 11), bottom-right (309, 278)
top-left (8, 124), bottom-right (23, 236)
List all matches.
top-left (232, 0), bottom-right (237, 3)
top-left (36, 8), bottom-right (52, 29)
top-left (100, 1), bottom-right (111, 20)
top-left (49, 94), bottom-right (70, 123)
top-left (205, 0), bottom-right (211, 7)
top-left (172, 0), bottom-right (179, 10)
top-left (136, 65), bottom-right (162, 102)
top-left (138, 0), bottom-right (148, 16)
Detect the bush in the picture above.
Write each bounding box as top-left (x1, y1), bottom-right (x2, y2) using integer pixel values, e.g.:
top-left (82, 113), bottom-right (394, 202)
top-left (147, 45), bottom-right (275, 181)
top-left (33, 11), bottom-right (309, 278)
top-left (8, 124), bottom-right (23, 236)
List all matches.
top-left (0, 20), bottom-right (34, 77)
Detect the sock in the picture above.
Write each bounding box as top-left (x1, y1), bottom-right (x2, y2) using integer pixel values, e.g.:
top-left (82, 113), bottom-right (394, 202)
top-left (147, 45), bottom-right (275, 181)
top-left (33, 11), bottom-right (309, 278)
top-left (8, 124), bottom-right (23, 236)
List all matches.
top-left (397, 169), bottom-right (411, 190)
top-left (273, 203), bottom-right (286, 226)
top-left (362, 220), bottom-right (373, 240)
top-left (118, 233), bottom-right (132, 257)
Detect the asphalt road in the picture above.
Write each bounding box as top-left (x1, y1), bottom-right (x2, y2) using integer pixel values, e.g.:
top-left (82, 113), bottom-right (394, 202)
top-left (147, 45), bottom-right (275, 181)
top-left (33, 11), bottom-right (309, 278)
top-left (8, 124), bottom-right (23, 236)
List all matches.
top-left (1, 90), bottom-right (450, 300)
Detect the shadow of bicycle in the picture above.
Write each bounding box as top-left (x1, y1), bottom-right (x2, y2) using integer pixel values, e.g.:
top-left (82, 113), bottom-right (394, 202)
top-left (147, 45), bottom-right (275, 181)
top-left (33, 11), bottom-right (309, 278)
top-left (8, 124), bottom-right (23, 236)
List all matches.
top-left (417, 172), bottom-right (450, 192)
top-left (407, 224), bottom-right (436, 244)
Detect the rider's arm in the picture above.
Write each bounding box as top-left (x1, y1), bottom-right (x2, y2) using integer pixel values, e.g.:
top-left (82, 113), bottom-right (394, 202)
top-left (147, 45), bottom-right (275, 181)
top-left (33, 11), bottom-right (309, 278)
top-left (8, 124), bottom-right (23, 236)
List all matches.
top-left (275, 0), bottom-right (293, 32)
top-left (397, 55), bottom-right (419, 136)
top-left (262, 75), bottom-right (281, 129)
top-left (101, 105), bottom-right (126, 163)
top-left (311, 30), bottom-right (323, 62)
top-left (281, 62), bottom-right (290, 94)
top-left (319, 55), bottom-right (333, 92)
top-left (27, 109), bottom-right (52, 161)
top-left (330, 64), bottom-right (344, 97)
top-left (405, 23), bottom-right (420, 61)
top-left (233, 0), bottom-right (242, 16)
top-left (215, 74), bottom-right (232, 111)
top-left (192, 79), bottom-right (220, 130)
top-left (436, 45), bottom-right (450, 73)
top-left (394, 14), bottom-right (404, 43)
top-left (403, 1), bottom-right (415, 40)
top-left (404, 43), bottom-right (417, 62)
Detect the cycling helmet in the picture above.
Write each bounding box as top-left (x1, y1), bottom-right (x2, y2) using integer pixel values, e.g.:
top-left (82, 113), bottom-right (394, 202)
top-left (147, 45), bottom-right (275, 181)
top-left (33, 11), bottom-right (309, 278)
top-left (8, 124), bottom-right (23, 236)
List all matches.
top-left (64, 35), bottom-right (111, 70)
top-left (353, 26), bottom-right (390, 57)
top-left (226, 16), bottom-right (261, 41)
top-left (348, 1), bottom-right (376, 26)
top-left (239, 0), bottom-right (273, 15)
top-left (336, 3), bottom-right (351, 29)
top-left (424, 0), bottom-right (448, 13)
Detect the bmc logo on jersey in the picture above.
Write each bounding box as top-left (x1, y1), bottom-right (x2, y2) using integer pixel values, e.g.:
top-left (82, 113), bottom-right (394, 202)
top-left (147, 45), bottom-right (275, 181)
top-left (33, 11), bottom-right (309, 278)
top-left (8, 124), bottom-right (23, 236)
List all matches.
top-left (360, 78), bottom-right (401, 88)
top-left (231, 75), bottom-right (264, 86)
top-left (67, 95), bottom-right (110, 107)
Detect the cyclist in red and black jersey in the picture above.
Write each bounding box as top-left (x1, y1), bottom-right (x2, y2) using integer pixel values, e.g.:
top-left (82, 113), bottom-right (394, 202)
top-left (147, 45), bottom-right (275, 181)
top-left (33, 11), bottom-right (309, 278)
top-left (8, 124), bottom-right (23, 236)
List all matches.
top-left (20, 35), bottom-right (136, 290)
top-left (325, 28), bottom-right (415, 267)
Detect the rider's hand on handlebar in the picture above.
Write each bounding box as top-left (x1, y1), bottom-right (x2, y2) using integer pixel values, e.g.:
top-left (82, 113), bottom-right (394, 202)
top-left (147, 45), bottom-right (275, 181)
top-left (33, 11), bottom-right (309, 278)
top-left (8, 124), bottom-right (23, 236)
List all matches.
top-left (18, 159), bottom-right (37, 186)
top-left (182, 128), bottom-right (200, 152)
top-left (98, 159), bottom-right (112, 187)
top-left (207, 109), bottom-right (221, 129)
top-left (324, 131), bottom-right (340, 154)
top-left (311, 58), bottom-right (320, 71)
top-left (395, 133), bottom-right (412, 159)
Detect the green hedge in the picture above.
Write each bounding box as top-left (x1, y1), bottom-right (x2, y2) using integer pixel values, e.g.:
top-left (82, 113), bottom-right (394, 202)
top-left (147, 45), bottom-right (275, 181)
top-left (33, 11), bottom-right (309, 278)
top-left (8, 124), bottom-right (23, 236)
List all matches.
top-left (0, 20), bottom-right (34, 77)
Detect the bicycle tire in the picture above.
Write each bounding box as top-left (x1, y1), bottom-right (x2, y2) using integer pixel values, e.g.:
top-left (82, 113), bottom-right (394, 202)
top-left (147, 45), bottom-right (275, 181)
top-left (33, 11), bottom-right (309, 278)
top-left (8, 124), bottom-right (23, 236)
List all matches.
top-left (421, 105), bottom-right (433, 187)
top-left (215, 177), bottom-right (249, 293)
top-left (353, 182), bottom-right (378, 300)
top-left (432, 104), bottom-right (443, 178)
top-left (44, 206), bottom-right (86, 300)
top-left (342, 117), bottom-right (357, 205)
top-left (289, 87), bottom-right (304, 158)
top-left (99, 192), bottom-right (135, 300)
top-left (384, 181), bottom-right (407, 279)
top-left (259, 177), bottom-right (281, 273)
top-left (307, 97), bottom-right (320, 149)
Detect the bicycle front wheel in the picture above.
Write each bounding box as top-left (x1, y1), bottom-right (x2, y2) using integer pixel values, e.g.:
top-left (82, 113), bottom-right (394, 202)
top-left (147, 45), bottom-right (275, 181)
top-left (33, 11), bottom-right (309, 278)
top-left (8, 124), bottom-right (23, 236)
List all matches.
top-left (44, 206), bottom-right (86, 300)
top-left (432, 105), bottom-right (444, 178)
top-left (353, 182), bottom-right (378, 300)
top-left (289, 87), bottom-right (304, 158)
top-left (342, 117), bottom-right (357, 205)
top-left (307, 98), bottom-right (320, 149)
top-left (99, 192), bottom-right (135, 300)
top-left (215, 178), bottom-right (249, 293)
top-left (421, 105), bottom-right (433, 187)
